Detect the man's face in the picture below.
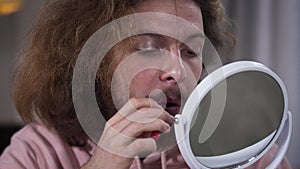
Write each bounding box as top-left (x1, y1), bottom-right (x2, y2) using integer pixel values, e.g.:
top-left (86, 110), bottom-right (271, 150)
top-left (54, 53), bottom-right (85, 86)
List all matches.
top-left (111, 0), bottom-right (204, 116)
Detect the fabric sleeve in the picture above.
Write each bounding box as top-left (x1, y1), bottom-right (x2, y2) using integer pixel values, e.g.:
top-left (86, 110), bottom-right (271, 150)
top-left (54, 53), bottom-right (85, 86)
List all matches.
top-left (0, 136), bottom-right (38, 169)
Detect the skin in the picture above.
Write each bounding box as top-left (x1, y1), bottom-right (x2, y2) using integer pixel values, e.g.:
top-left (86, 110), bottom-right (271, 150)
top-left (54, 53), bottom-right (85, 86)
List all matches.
top-left (82, 0), bottom-right (203, 168)
top-left (82, 0), bottom-right (292, 169)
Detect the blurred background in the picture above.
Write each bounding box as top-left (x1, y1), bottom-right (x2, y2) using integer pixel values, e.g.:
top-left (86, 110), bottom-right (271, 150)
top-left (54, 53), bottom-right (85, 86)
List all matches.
top-left (223, 0), bottom-right (300, 168)
top-left (0, 0), bottom-right (299, 168)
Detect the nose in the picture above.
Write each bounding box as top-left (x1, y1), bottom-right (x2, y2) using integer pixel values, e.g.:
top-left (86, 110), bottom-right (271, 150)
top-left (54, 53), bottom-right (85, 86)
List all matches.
top-left (159, 51), bottom-right (186, 84)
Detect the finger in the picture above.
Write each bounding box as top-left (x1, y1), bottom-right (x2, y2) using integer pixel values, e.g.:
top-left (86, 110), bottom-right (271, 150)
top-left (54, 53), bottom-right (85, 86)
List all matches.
top-left (98, 136), bottom-right (157, 159)
top-left (112, 108), bottom-right (173, 136)
top-left (120, 118), bottom-right (171, 138)
top-left (119, 97), bottom-right (162, 117)
top-left (126, 138), bottom-right (157, 158)
top-left (103, 108), bottom-right (173, 142)
top-left (165, 146), bottom-right (187, 165)
top-left (278, 157), bottom-right (292, 169)
top-left (107, 97), bottom-right (161, 126)
top-left (249, 144), bottom-right (278, 168)
top-left (107, 98), bottom-right (172, 133)
top-left (126, 107), bottom-right (174, 126)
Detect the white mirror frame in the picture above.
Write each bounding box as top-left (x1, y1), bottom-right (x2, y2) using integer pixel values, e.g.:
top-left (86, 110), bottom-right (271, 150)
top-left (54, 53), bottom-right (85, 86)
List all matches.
top-left (174, 61), bottom-right (292, 169)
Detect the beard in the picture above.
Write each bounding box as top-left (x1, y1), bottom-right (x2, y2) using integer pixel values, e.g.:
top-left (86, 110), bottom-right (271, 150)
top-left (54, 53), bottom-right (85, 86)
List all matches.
top-left (95, 77), bottom-right (118, 121)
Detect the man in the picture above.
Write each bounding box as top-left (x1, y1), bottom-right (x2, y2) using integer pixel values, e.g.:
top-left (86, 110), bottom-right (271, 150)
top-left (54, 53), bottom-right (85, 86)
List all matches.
top-left (0, 0), bottom-right (291, 168)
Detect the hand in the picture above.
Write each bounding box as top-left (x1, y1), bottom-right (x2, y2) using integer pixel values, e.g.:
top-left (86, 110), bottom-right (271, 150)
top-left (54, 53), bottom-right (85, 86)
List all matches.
top-left (246, 144), bottom-right (291, 169)
top-left (82, 97), bottom-right (174, 169)
top-left (164, 146), bottom-right (189, 169)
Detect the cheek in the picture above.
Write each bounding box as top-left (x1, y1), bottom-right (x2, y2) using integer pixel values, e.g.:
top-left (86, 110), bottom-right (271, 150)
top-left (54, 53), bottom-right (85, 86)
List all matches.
top-left (194, 64), bottom-right (202, 81)
top-left (185, 60), bottom-right (202, 83)
top-left (129, 70), bottom-right (158, 97)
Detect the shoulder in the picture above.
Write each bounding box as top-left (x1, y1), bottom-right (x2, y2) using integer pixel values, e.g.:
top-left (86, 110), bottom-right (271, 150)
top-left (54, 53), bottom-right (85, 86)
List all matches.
top-left (11, 123), bottom-right (59, 142)
top-left (0, 123), bottom-right (82, 169)
top-left (6, 123), bottom-right (65, 157)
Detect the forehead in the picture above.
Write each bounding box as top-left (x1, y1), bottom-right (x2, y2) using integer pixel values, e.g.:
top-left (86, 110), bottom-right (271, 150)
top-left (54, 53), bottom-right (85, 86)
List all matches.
top-left (134, 0), bottom-right (203, 31)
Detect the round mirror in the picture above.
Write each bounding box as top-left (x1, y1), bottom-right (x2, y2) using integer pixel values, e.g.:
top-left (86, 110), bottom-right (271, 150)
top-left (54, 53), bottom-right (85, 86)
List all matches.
top-left (175, 61), bottom-right (290, 169)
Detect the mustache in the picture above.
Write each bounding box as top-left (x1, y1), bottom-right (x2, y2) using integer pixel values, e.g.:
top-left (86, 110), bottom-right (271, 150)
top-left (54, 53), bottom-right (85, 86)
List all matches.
top-left (163, 87), bottom-right (181, 99)
top-left (147, 87), bottom-right (182, 106)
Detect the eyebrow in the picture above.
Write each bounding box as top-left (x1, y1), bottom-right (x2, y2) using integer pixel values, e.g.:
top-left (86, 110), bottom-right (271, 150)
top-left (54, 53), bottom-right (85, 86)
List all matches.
top-left (135, 33), bottom-right (165, 39)
top-left (134, 32), bottom-right (204, 43)
top-left (185, 32), bottom-right (205, 42)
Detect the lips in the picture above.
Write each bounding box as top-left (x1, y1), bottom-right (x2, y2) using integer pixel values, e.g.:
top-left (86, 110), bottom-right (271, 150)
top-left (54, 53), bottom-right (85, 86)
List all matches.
top-left (164, 97), bottom-right (180, 116)
top-left (147, 88), bottom-right (181, 116)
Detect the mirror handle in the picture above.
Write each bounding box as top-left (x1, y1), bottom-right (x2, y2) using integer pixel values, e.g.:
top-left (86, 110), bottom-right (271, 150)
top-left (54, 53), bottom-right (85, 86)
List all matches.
top-left (175, 114), bottom-right (201, 169)
top-left (266, 111), bottom-right (292, 169)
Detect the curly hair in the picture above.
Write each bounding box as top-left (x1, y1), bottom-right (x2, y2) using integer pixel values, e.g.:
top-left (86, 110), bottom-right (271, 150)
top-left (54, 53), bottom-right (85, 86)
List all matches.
top-left (12, 0), bottom-right (234, 146)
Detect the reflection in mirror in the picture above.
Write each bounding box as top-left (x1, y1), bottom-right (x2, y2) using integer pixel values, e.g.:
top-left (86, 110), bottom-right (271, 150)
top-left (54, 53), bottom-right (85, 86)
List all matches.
top-left (189, 71), bottom-right (284, 160)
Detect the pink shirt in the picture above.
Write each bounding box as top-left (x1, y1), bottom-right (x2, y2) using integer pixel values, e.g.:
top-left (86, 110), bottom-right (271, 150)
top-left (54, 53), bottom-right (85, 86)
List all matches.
top-left (0, 123), bottom-right (291, 169)
top-left (0, 123), bottom-right (185, 169)
top-left (0, 123), bottom-right (92, 168)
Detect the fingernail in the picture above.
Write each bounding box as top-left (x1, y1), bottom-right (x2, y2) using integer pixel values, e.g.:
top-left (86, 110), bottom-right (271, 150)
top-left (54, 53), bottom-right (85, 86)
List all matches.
top-left (170, 115), bottom-right (176, 123)
top-left (164, 124), bottom-right (171, 133)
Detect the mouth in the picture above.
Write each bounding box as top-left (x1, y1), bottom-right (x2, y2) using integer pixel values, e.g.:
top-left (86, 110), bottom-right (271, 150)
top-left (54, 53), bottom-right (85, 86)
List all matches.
top-left (147, 89), bottom-right (181, 116)
top-left (164, 98), bottom-right (181, 116)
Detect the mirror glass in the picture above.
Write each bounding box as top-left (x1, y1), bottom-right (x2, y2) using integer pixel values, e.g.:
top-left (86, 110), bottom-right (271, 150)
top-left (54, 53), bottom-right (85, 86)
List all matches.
top-left (189, 71), bottom-right (284, 166)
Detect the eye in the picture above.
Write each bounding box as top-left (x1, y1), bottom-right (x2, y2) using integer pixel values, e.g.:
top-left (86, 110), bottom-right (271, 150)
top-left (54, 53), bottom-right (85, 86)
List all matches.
top-left (181, 48), bottom-right (199, 58)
